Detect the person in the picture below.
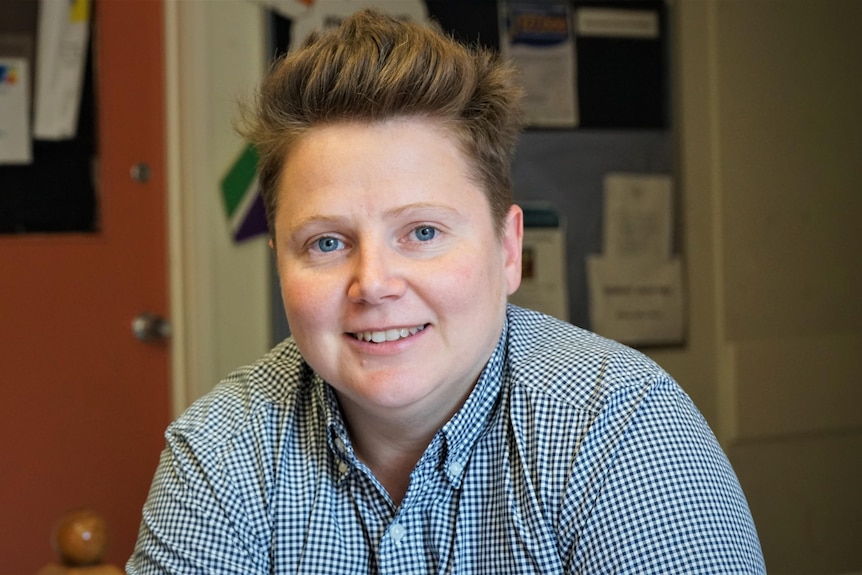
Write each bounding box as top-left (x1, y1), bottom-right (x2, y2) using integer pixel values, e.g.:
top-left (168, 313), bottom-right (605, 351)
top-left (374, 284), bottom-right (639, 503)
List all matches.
top-left (127, 8), bottom-right (765, 574)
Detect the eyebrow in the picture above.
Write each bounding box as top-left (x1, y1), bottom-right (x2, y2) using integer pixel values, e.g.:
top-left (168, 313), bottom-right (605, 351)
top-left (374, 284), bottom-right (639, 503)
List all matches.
top-left (384, 202), bottom-right (461, 220)
top-left (287, 202), bottom-right (463, 235)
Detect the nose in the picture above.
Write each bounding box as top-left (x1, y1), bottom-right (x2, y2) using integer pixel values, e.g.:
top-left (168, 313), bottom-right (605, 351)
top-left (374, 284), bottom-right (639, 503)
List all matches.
top-left (347, 244), bottom-right (407, 304)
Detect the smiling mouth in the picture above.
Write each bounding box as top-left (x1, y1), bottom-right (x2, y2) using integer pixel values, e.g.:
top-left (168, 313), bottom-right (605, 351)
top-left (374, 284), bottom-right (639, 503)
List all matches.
top-left (351, 325), bottom-right (426, 343)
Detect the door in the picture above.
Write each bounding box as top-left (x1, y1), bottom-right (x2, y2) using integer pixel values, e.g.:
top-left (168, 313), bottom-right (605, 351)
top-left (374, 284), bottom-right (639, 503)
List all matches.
top-left (0, 1), bottom-right (169, 571)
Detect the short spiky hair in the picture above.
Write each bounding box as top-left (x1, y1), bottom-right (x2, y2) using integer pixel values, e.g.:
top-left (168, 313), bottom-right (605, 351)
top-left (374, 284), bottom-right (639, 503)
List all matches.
top-left (238, 8), bottom-right (524, 238)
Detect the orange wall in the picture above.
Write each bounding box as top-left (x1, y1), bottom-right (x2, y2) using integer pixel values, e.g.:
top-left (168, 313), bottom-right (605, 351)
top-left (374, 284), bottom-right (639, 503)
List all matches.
top-left (0, 1), bottom-right (171, 572)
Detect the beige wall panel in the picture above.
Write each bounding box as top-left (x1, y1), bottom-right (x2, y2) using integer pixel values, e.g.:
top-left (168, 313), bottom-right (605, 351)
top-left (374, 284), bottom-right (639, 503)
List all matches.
top-left (646, 0), bottom-right (720, 425)
top-left (167, 1), bottom-right (272, 412)
top-left (657, 0), bottom-right (862, 571)
top-left (715, 0), bottom-right (862, 342)
top-left (729, 432), bottom-right (862, 574)
top-left (733, 334), bottom-right (862, 439)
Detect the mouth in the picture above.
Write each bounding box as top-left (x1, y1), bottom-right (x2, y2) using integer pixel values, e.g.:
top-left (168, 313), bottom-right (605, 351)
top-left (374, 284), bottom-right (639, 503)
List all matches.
top-left (350, 324), bottom-right (427, 343)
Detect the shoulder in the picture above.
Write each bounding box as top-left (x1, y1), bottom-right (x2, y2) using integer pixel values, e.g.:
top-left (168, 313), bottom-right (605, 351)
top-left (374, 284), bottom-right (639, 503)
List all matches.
top-left (502, 308), bottom-right (765, 571)
top-left (167, 337), bottom-right (313, 448)
top-left (505, 305), bottom-right (672, 413)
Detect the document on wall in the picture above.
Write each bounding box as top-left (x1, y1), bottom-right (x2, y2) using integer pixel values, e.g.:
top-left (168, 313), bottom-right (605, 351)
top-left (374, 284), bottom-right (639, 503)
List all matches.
top-left (508, 204), bottom-right (569, 322)
top-left (587, 172), bottom-right (685, 345)
top-left (0, 58), bottom-right (31, 164)
top-left (602, 173), bottom-right (673, 261)
top-left (587, 255), bottom-right (684, 346)
top-left (499, 2), bottom-right (578, 127)
top-left (574, 7), bottom-right (660, 40)
top-left (253, 0), bottom-right (428, 50)
top-left (32, 0), bottom-right (90, 140)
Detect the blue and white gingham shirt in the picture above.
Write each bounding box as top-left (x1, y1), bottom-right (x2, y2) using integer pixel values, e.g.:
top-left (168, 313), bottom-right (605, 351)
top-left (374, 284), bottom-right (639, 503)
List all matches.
top-left (128, 305), bottom-right (765, 574)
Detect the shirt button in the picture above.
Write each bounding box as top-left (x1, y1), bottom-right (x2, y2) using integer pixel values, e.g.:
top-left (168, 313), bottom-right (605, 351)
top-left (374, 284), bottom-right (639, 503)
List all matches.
top-left (448, 461), bottom-right (464, 476)
top-left (338, 461), bottom-right (348, 474)
top-left (389, 523), bottom-right (406, 543)
top-left (334, 437), bottom-right (346, 453)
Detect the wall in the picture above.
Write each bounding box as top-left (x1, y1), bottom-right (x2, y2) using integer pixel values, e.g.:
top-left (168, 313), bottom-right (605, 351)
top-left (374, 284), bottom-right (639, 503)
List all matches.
top-left (166, 0), bottom-right (273, 413)
top-left (649, 1), bottom-right (862, 573)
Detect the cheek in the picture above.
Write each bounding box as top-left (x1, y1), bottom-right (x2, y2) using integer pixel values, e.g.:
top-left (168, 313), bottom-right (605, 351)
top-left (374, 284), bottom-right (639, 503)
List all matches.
top-left (427, 255), bottom-right (502, 311)
top-left (279, 270), bottom-right (338, 328)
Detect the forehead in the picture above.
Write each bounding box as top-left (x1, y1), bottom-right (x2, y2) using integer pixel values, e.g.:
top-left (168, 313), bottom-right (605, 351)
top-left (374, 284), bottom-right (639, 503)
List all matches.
top-left (283, 117), bottom-right (465, 174)
top-left (275, 118), bottom-right (490, 220)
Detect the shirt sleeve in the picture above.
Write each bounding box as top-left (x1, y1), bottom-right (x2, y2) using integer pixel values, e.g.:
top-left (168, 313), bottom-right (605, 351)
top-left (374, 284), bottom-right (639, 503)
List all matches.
top-left (126, 431), bottom-right (271, 575)
top-left (566, 376), bottom-right (765, 574)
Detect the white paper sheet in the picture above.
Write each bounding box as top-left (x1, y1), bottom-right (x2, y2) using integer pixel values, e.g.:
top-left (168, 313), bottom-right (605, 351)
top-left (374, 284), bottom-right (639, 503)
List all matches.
top-left (587, 255), bottom-right (685, 346)
top-left (0, 58), bottom-right (31, 164)
top-left (499, 2), bottom-right (578, 127)
top-left (32, 0), bottom-right (90, 140)
top-left (254, 0), bottom-right (428, 51)
top-left (603, 173), bottom-right (673, 261)
top-left (575, 7), bottom-right (660, 39)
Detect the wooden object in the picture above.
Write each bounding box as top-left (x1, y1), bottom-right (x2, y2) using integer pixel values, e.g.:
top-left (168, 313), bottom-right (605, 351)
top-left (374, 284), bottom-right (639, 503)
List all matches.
top-left (35, 510), bottom-right (124, 575)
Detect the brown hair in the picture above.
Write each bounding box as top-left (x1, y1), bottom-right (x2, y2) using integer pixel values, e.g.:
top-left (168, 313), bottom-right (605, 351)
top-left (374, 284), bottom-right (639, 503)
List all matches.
top-left (237, 8), bottom-right (524, 237)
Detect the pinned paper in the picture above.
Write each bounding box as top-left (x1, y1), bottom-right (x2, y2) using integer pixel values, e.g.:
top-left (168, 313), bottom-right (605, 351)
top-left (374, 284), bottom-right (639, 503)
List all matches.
top-left (509, 204), bottom-right (569, 321)
top-left (603, 173), bottom-right (672, 261)
top-left (587, 173), bottom-right (684, 345)
top-left (252, 0), bottom-right (428, 51)
top-left (575, 7), bottom-right (660, 40)
top-left (499, 2), bottom-right (578, 127)
top-left (33, 0), bottom-right (91, 140)
top-left (587, 256), bottom-right (684, 346)
top-left (0, 58), bottom-right (31, 164)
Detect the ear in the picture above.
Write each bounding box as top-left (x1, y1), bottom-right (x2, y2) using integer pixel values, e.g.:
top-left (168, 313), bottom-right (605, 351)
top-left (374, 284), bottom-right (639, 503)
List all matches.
top-left (501, 204), bottom-right (524, 296)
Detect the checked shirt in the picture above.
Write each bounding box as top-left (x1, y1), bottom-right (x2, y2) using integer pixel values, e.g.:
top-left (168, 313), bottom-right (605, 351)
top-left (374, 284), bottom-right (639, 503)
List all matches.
top-left (128, 305), bottom-right (765, 574)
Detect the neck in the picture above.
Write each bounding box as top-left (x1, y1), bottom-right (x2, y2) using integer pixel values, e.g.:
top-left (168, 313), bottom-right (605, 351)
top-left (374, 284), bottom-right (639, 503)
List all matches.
top-left (339, 399), bottom-right (443, 507)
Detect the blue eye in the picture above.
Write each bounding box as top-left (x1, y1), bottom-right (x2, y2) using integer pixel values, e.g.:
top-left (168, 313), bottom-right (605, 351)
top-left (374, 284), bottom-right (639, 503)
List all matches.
top-left (316, 237), bottom-right (342, 252)
top-left (414, 226), bottom-right (437, 241)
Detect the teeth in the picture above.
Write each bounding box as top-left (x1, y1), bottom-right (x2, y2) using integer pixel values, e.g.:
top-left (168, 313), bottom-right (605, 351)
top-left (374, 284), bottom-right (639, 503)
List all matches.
top-left (353, 325), bottom-right (425, 343)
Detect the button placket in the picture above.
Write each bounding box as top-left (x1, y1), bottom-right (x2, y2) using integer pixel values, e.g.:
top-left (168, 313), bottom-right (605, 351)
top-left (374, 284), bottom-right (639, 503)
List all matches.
top-left (331, 433), bottom-right (352, 479)
top-left (334, 436), bottom-right (346, 454)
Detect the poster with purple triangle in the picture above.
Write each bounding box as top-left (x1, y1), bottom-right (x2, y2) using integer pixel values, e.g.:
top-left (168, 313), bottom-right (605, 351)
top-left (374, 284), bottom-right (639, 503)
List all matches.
top-left (220, 143), bottom-right (269, 242)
